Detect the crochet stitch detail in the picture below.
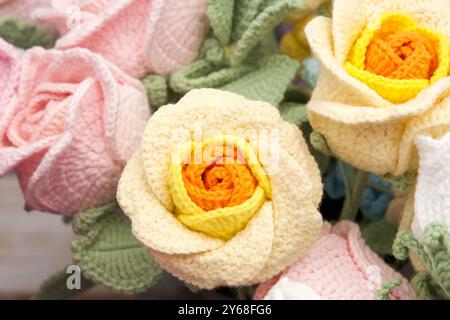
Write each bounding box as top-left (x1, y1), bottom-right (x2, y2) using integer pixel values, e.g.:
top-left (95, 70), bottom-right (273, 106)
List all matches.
top-left (169, 135), bottom-right (272, 240)
top-left (345, 12), bottom-right (449, 104)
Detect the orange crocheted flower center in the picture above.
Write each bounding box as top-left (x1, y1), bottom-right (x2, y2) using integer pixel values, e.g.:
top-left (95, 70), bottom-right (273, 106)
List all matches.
top-left (365, 30), bottom-right (438, 80)
top-left (182, 145), bottom-right (257, 211)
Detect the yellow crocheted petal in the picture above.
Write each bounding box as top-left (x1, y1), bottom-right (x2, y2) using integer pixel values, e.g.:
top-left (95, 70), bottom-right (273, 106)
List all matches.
top-left (177, 187), bottom-right (266, 241)
top-left (346, 12), bottom-right (450, 104)
top-left (280, 32), bottom-right (310, 61)
top-left (168, 135), bottom-right (272, 240)
top-left (344, 62), bottom-right (430, 104)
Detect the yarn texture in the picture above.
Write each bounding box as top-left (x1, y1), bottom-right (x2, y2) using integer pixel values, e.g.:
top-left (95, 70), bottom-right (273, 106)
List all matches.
top-left (34, 0), bottom-right (209, 78)
top-left (0, 48), bottom-right (150, 215)
top-left (169, 0), bottom-right (302, 107)
top-left (117, 89), bottom-right (323, 289)
top-left (254, 221), bottom-right (416, 300)
top-left (305, 0), bottom-right (450, 175)
top-left (72, 203), bottom-right (163, 293)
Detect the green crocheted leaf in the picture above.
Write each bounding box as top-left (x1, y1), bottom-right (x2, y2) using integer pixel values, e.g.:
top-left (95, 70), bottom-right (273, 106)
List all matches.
top-left (221, 54), bottom-right (299, 106)
top-left (231, 0), bottom-right (266, 42)
top-left (393, 225), bottom-right (450, 299)
top-left (278, 103), bottom-right (308, 126)
top-left (141, 75), bottom-right (169, 110)
top-left (170, 59), bottom-right (254, 94)
top-left (72, 204), bottom-right (163, 294)
top-left (0, 17), bottom-right (56, 49)
top-left (231, 0), bottom-right (303, 65)
top-left (377, 279), bottom-right (402, 300)
top-left (207, 0), bottom-right (235, 45)
top-left (169, 37), bottom-right (255, 94)
top-left (362, 220), bottom-right (398, 256)
top-left (33, 269), bottom-right (95, 300)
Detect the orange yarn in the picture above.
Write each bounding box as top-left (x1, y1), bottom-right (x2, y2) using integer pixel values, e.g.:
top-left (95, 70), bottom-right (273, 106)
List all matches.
top-left (365, 30), bottom-right (438, 80)
top-left (182, 144), bottom-right (257, 211)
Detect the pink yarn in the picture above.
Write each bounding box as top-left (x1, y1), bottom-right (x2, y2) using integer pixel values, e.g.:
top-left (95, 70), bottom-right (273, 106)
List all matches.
top-left (0, 48), bottom-right (150, 215)
top-left (254, 222), bottom-right (417, 300)
top-left (0, 0), bottom-right (51, 21)
top-left (0, 38), bottom-right (20, 147)
top-left (34, 0), bottom-right (209, 78)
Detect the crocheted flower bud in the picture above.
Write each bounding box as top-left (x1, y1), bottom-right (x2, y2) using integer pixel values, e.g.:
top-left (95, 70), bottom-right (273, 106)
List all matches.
top-left (306, 0), bottom-right (450, 175)
top-left (117, 89), bottom-right (323, 289)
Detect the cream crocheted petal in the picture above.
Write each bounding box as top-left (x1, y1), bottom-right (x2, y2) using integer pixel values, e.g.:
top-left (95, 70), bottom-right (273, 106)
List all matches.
top-left (140, 88), bottom-right (281, 211)
top-left (307, 16), bottom-right (450, 117)
top-left (306, 16), bottom-right (389, 109)
top-left (117, 152), bottom-right (225, 255)
top-left (279, 121), bottom-right (323, 207)
top-left (151, 202), bottom-right (275, 289)
top-left (252, 149), bottom-right (323, 283)
top-left (306, 15), bottom-right (450, 175)
top-left (332, 0), bottom-right (450, 65)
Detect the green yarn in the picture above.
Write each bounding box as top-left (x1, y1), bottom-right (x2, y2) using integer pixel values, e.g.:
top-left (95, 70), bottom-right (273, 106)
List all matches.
top-left (32, 269), bottom-right (95, 300)
top-left (0, 17), bottom-right (56, 49)
top-left (170, 0), bottom-right (302, 106)
top-left (141, 75), bottom-right (169, 110)
top-left (310, 131), bottom-right (331, 156)
top-left (377, 279), bottom-right (402, 300)
top-left (207, 0), bottom-right (235, 45)
top-left (362, 220), bottom-right (398, 256)
top-left (221, 54), bottom-right (299, 106)
top-left (231, 0), bottom-right (266, 42)
top-left (411, 272), bottom-right (434, 300)
top-left (278, 103), bottom-right (308, 126)
top-left (170, 58), bottom-right (254, 94)
top-left (393, 224), bottom-right (450, 299)
top-left (72, 203), bottom-right (163, 294)
top-left (382, 171), bottom-right (416, 196)
top-left (231, 0), bottom-right (302, 65)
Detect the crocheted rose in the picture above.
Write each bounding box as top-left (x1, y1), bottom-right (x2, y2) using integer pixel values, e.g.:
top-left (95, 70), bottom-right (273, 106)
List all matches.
top-left (305, 0), bottom-right (450, 175)
top-left (0, 48), bottom-right (150, 215)
top-left (0, 0), bottom-right (50, 20)
top-left (254, 221), bottom-right (417, 300)
top-left (34, 0), bottom-right (209, 78)
top-left (117, 89), bottom-right (323, 289)
top-left (0, 38), bottom-right (19, 146)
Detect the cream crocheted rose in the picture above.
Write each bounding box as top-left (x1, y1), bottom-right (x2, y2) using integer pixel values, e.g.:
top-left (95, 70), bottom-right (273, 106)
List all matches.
top-left (306, 0), bottom-right (450, 175)
top-left (117, 89), bottom-right (323, 289)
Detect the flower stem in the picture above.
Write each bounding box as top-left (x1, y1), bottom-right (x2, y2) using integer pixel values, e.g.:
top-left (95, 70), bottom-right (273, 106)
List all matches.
top-left (340, 169), bottom-right (370, 221)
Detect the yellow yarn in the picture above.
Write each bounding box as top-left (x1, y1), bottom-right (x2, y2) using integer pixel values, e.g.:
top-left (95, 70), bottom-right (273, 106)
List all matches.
top-left (280, 15), bottom-right (316, 61)
top-left (168, 135), bottom-right (272, 240)
top-left (344, 12), bottom-right (449, 104)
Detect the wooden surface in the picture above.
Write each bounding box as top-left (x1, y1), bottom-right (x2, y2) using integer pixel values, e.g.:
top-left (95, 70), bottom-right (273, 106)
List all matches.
top-left (0, 174), bottom-right (76, 298)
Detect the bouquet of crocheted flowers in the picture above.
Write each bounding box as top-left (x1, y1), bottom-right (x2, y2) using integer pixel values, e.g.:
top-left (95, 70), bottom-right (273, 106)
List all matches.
top-left (0, 0), bottom-right (449, 300)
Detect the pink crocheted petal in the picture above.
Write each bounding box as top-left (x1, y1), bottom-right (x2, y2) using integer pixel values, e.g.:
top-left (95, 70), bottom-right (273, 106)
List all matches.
top-left (0, 137), bottom-right (54, 177)
top-left (335, 222), bottom-right (417, 300)
top-left (0, 0), bottom-right (51, 20)
top-left (0, 38), bottom-right (20, 140)
top-left (54, 0), bottom-right (154, 78)
top-left (32, 8), bottom-right (96, 36)
top-left (103, 61), bottom-right (150, 162)
top-left (146, 0), bottom-right (208, 75)
top-left (19, 79), bottom-right (122, 215)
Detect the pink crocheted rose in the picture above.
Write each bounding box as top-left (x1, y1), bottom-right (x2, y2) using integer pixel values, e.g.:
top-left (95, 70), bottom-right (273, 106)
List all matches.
top-left (0, 47), bottom-right (150, 215)
top-left (254, 221), bottom-right (417, 300)
top-left (0, 37), bottom-right (20, 147)
top-left (0, 0), bottom-right (51, 20)
top-left (34, 0), bottom-right (209, 77)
